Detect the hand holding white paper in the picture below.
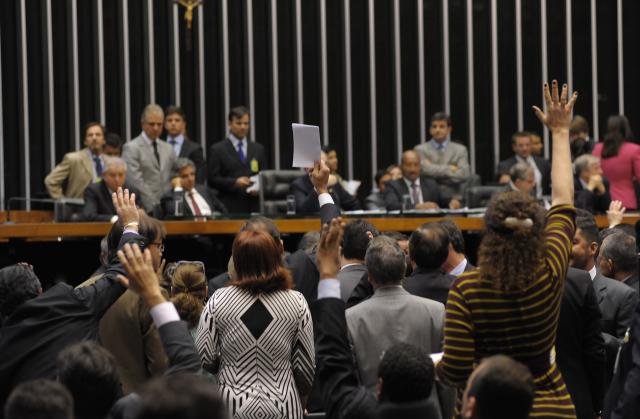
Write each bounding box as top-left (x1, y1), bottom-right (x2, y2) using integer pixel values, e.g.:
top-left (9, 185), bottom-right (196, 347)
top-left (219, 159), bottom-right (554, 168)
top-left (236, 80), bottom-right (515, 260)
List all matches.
top-left (292, 123), bottom-right (322, 168)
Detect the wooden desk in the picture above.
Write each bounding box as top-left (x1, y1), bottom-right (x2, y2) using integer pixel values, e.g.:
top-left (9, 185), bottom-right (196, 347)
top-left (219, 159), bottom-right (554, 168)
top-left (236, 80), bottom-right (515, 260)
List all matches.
top-left (0, 212), bottom-right (638, 240)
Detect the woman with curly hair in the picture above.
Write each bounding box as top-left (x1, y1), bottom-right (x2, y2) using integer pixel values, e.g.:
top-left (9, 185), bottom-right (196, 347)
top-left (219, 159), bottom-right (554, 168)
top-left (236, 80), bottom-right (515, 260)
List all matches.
top-left (437, 81), bottom-right (578, 418)
top-left (195, 230), bottom-right (315, 419)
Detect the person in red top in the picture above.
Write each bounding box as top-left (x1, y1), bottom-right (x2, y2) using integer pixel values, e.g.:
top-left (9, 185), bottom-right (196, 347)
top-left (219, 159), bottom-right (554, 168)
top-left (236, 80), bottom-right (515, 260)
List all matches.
top-left (592, 115), bottom-right (640, 209)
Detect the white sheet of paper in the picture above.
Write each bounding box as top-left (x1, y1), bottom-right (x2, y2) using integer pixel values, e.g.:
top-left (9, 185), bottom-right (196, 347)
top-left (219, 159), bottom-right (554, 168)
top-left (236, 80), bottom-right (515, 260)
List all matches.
top-left (292, 123), bottom-right (321, 168)
top-left (246, 174), bottom-right (260, 194)
top-left (342, 180), bottom-right (361, 196)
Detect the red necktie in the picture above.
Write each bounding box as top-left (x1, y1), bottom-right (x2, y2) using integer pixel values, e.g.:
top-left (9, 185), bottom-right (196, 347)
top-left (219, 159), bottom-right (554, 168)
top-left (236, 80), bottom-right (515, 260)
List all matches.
top-left (189, 192), bottom-right (202, 216)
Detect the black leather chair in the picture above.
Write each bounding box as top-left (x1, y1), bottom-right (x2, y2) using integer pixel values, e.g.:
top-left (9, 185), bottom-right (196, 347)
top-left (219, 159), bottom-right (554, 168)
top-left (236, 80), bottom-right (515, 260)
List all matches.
top-left (259, 170), bottom-right (304, 215)
top-left (465, 185), bottom-right (505, 208)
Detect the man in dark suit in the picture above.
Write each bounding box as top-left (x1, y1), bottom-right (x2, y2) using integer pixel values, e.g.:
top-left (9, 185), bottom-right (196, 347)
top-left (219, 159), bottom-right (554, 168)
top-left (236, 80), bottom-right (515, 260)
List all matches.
top-left (384, 150), bottom-right (459, 210)
top-left (496, 131), bottom-right (551, 196)
top-left (574, 154), bottom-right (611, 214)
top-left (164, 106), bottom-right (206, 183)
top-left (571, 211), bottom-right (639, 385)
top-left (599, 232), bottom-right (639, 293)
top-left (439, 220), bottom-right (475, 276)
top-left (291, 150), bottom-right (361, 213)
top-left (207, 106), bottom-right (267, 213)
top-left (555, 267), bottom-right (606, 419)
top-left (338, 220), bottom-right (378, 301)
top-left (81, 157), bottom-right (141, 221)
top-left (310, 219), bottom-right (439, 419)
top-left (160, 158), bottom-right (227, 219)
top-left (0, 189), bottom-right (142, 409)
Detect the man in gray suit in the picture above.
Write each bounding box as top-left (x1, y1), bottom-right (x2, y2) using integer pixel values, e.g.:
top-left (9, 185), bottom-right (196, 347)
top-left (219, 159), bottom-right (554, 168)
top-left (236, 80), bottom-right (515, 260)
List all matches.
top-left (414, 112), bottom-right (470, 202)
top-left (346, 235), bottom-right (446, 417)
top-left (123, 104), bottom-right (177, 212)
top-left (338, 220), bottom-right (379, 301)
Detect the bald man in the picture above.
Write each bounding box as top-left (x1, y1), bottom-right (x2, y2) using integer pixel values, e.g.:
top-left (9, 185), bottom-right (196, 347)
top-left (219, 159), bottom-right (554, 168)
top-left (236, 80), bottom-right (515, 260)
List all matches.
top-left (383, 150), bottom-right (460, 211)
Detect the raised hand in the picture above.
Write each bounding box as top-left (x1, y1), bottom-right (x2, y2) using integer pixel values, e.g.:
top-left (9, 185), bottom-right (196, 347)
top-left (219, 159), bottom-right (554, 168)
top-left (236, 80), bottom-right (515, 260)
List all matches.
top-left (117, 243), bottom-right (165, 308)
top-left (532, 80), bottom-right (578, 132)
top-left (316, 217), bottom-right (345, 279)
top-left (310, 159), bottom-right (331, 194)
top-left (607, 200), bottom-right (626, 228)
top-left (112, 187), bottom-right (140, 230)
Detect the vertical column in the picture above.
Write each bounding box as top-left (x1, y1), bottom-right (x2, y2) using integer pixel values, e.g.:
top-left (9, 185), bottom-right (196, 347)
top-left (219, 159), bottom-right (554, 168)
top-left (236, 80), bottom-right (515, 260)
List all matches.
top-left (295, 0), bottom-right (304, 123)
top-left (97, 0), bottom-right (106, 124)
top-left (71, 0), bottom-right (80, 150)
top-left (393, 0), bottom-right (403, 161)
top-left (171, 2), bottom-right (181, 105)
top-left (368, 0), bottom-right (377, 179)
top-left (417, 0), bottom-right (426, 144)
top-left (320, 0), bottom-right (329, 145)
top-left (515, 0), bottom-right (523, 130)
top-left (466, 0), bottom-right (476, 174)
top-left (344, 0), bottom-right (353, 179)
top-left (19, 0), bottom-right (31, 209)
top-left (197, 5), bottom-right (206, 154)
top-left (270, 0), bottom-right (280, 169)
top-left (46, 0), bottom-right (56, 170)
top-left (565, 0), bottom-right (573, 91)
top-left (246, 0), bottom-right (256, 135)
top-left (145, 0), bottom-right (156, 103)
top-left (590, 0), bottom-right (599, 141)
top-left (222, 0), bottom-right (230, 116)
top-left (490, 0), bottom-right (500, 166)
top-left (540, 0), bottom-right (549, 158)
top-left (121, 0), bottom-right (131, 141)
top-left (617, 0), bottom-right (624, 114)
top-left (442, 0), bottom-right (450, 113)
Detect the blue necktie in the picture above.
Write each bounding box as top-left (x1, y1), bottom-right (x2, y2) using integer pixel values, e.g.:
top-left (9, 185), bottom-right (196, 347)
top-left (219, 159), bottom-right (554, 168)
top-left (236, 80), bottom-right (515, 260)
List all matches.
top-left (237, 140), bottom-right (246, 164)
top-left (93, 156), bottom-right (103, 177)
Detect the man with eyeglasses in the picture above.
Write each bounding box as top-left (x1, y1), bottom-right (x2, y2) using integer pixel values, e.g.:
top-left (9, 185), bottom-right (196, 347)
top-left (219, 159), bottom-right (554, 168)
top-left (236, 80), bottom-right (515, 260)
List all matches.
top-left (77, 212), bottom-right (169, 394)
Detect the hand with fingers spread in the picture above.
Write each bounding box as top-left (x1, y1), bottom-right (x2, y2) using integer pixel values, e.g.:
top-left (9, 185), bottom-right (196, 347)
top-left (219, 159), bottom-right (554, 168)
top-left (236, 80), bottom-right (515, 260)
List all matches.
top-left (310, 159), bottom-right (331, 195)
top-left (112, 187), bottom-right (140, 231)
top-left (532, 80), bottom-right (578, 132)
top-left (607, 200), bottom-right (626, 228)
top-left (117, 243), bottom-right (165, 308)
top-left (316, 217), bottom-right (345, 279)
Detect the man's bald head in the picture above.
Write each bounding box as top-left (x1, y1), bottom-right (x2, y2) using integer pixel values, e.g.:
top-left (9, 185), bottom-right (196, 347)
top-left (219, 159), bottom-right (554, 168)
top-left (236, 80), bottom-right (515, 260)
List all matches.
top-left (401, 150), bottom-right (421, 182)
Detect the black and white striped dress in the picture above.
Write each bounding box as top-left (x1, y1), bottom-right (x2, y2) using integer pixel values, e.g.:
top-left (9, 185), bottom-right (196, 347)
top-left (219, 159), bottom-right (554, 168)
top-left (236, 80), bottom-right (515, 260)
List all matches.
top-left (195, 286), bottom-right (315, 419)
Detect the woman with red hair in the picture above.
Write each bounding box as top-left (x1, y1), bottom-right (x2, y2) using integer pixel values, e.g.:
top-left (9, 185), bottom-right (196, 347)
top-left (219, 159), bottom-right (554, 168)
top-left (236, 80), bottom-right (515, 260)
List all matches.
top-left (195, 229), bottom-right (315, 419)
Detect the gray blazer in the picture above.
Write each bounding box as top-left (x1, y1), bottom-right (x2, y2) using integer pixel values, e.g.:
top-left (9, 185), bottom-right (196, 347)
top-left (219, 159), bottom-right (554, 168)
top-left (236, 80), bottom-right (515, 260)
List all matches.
top-left (346, 286), bottom-right (446, 417)
top-left (122, 135), bottom-right (177, 211)
top-left (414, 140), bottom-right (470, 199)
top-left (338, 264), bottom-right (368, 303)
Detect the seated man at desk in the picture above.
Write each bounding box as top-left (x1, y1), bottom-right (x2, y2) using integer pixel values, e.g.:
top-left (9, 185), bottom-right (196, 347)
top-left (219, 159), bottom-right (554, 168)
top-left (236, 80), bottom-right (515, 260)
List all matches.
top-left (81, 157), bottom-right (141, 222)
top-left (290, 151), bottom-right (361, 214)
top-left (384, 150), bottom-right (460, 210)
top-left (160, 158), bottom-right (227, 219)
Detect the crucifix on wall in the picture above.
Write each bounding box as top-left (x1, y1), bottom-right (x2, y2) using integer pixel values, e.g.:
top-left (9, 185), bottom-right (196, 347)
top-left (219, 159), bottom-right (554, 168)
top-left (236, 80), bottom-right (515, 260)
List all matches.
top-left (176, 0), bottom-right (203, 50)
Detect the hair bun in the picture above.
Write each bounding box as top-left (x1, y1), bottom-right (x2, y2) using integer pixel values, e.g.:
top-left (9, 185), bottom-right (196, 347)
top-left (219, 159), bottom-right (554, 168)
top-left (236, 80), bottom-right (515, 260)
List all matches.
top-left (503, 217), bottom-right (534, 230)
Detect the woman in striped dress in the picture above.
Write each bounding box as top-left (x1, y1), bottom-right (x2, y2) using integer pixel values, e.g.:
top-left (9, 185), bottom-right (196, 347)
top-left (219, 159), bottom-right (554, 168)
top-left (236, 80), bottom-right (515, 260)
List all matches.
top-left (437, 81), bottom-right (579, 418)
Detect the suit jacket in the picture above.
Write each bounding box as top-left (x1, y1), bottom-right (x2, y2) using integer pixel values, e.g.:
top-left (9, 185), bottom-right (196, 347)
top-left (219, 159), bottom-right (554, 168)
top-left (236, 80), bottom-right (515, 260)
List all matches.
top-left (414, 140), bottom-right (471, 199)
top-left (159, 185), bottom-right (227, 219)
top-left (338, 264), bottom-right (368, 303)
top-left (0, 232), bottom-right (143, 408)
top-left (364, 191), bottom-right (385, 210)
top-left (402, 267), bottom-right (455, 306)
top-left (81, 180), bottom-right (141, 221)
top-left (624, 273), bottom-right (639, 294)
top-left (604, 299), bottom-right (640, 419)
top-left (291, 175), bottom-right (361, 214)
top-left (311, 297), bottom-right (439, 419)
top-left (346, 287), bottom-right (445, 414)
top-left (207, 138), bottom-right (267, 213)
top-left (574, 175), bottom-right (612, 214)
top-left (496, 155), bottom-right (552, 195)
top-left (383, 176), bottom-right (446, 211)
top-left (593, 272), bottom-right (639, 384)
top-left (177, 137), bottom-right (206, 183)
top-left (122, 135), bottom-right (177, 211)
top-left (45, 148), bottom-right (97, 199)
top-left (556, 268), bottom-right (606, 419)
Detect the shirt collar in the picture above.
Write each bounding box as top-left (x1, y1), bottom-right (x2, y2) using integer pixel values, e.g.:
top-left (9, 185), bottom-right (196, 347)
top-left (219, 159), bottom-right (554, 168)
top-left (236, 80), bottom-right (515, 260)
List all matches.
top-left (228, 133), bottom-right (247, 148)
top-left (167, 134), bottom-right (184, 145)
top-left (450, 258), bottom-right (468, 276)
top-left (429, 138), bottom-right (449, 150)
top-left (86, 148), bottom-right (101, 159)
top-left (340, 262), bottom-right (364, 271)
top-left (141, 131), bottom-right (156, 146)
top-left (515, 155), bottom-right (535, 165)
top-left (403, 177), bottom-right (420, 188)
top-left (589, 265), bottom-right (597, 280)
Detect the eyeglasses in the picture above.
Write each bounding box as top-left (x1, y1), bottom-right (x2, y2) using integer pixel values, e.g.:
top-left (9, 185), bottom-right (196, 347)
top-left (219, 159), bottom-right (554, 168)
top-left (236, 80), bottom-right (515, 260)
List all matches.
top-left (149, 242), bottom-right (165, 252)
